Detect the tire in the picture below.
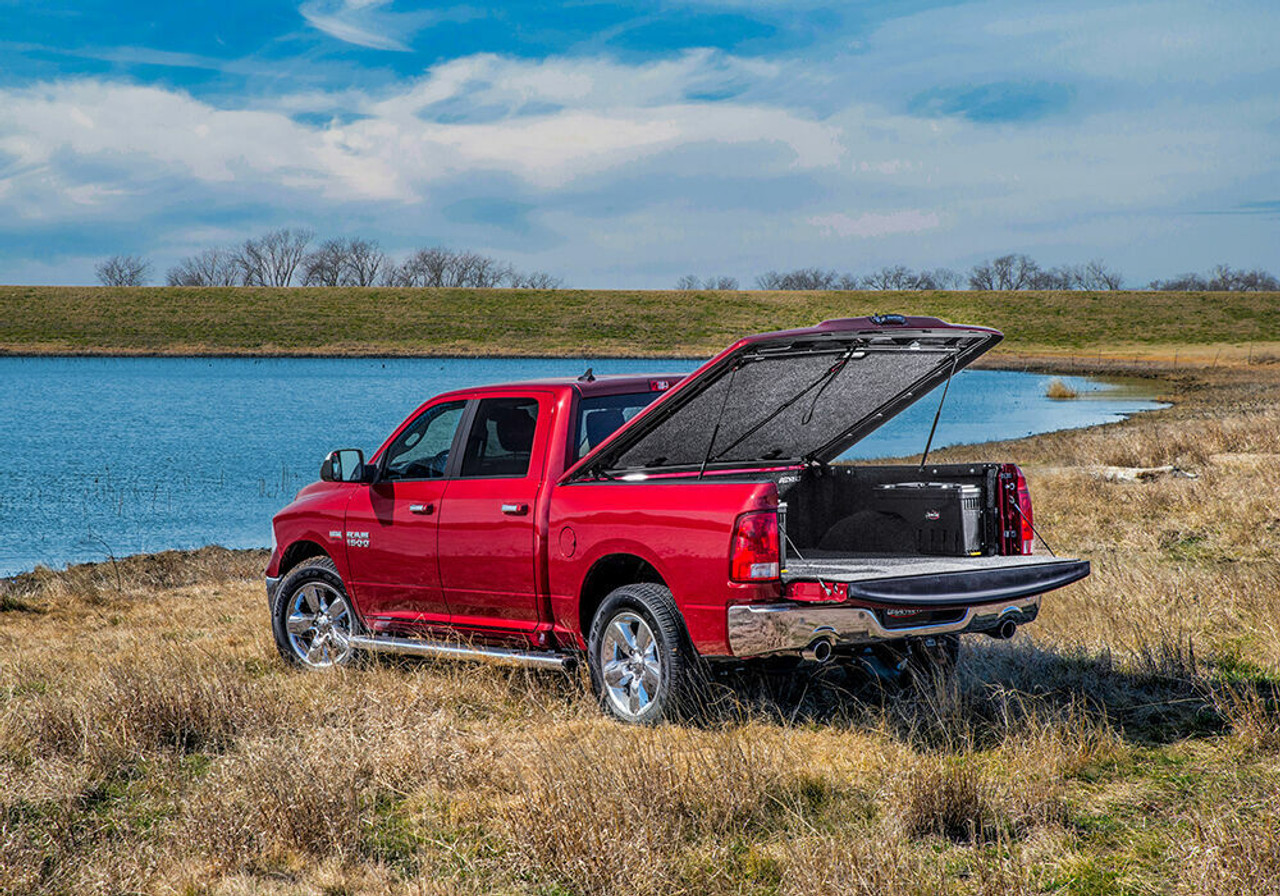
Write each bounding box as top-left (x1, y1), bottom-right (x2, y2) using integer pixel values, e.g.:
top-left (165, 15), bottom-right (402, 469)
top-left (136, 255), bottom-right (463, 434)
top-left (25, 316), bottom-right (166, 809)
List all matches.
top-left (587, 583), bottom-right (704, 724)
top-left (270, 557), bottom-right (360, 669)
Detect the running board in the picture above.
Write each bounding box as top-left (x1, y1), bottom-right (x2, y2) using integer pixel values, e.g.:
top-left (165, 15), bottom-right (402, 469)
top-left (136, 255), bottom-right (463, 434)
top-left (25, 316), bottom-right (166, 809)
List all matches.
top-left (348, 634), bottom-right (576, 671)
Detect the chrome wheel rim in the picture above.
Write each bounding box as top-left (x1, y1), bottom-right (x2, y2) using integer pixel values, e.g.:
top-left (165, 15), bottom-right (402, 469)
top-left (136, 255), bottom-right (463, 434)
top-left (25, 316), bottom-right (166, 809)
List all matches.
top-left (600, 611), bottom-right (662, 719)
top-left (285, 581), bottom-right (353, 667)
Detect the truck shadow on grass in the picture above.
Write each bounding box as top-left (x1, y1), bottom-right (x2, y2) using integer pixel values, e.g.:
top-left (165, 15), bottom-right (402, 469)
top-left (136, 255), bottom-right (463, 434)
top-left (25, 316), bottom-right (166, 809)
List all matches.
top-left (699, 638), bottom-right (1272, 749)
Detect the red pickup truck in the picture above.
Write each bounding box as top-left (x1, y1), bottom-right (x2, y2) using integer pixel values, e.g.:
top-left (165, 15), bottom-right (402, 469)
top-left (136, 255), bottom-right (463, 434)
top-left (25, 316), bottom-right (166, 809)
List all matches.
top-left (266, 315), bottom-right (1089, 722)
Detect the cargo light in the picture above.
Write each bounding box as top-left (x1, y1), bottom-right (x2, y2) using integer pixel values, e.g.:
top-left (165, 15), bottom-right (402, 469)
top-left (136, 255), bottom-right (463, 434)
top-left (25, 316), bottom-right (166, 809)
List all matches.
top-left (730, 511), bottom-right (781, 582)
top-left (998, 463), bottom-right (1035, 555)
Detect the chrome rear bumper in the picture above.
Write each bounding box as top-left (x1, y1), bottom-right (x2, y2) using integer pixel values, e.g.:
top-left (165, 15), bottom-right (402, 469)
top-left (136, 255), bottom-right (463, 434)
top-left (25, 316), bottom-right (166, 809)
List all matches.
top-left (726, 594), bottom-right (1040, 658)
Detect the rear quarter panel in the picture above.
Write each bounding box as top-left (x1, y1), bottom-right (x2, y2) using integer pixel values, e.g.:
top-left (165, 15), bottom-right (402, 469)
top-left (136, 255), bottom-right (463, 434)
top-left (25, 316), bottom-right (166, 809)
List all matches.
top-left (547, 479), bottom-right (782, 655)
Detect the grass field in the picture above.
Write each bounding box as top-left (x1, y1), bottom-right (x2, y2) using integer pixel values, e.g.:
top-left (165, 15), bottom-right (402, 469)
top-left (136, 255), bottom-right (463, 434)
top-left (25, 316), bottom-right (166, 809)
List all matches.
top-left (2, 354), bottom-right (1280, 894)
top-left (3, 285), bottom-right (1280, 360)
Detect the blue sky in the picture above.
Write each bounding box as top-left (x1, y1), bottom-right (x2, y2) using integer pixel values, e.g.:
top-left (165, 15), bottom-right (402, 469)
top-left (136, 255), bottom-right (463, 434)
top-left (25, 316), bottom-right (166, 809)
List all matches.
top-left (0, 0), bottom-right (1277, 287)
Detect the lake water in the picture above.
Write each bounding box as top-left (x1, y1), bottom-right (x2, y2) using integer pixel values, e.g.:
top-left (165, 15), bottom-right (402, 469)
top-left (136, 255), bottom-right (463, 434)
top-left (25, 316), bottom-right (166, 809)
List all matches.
top-left (0, 357), bottom-right (1164, 576)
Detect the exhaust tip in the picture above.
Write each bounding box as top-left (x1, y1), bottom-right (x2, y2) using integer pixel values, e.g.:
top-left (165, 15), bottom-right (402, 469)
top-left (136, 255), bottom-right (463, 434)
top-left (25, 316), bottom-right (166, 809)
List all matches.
top-left (802, 637), bottom-right (834, 663)
top-left (986, 618), bottom-right (1018, 640)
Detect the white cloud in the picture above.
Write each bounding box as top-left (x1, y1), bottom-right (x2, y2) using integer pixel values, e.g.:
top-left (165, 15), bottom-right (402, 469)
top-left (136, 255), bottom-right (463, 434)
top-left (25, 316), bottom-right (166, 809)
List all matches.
top-left (299, 0), bottom-right (411, 52)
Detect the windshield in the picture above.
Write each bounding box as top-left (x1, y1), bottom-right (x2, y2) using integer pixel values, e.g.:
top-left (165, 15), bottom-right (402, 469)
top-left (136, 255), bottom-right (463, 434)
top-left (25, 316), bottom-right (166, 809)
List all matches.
top-left (572, 392), bottom-right (661, 462)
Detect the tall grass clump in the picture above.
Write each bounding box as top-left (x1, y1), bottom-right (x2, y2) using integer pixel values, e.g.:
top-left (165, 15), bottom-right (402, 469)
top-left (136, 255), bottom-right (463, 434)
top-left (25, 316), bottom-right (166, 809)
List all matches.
top-left (1045, 377), bottom-right (1079, 399)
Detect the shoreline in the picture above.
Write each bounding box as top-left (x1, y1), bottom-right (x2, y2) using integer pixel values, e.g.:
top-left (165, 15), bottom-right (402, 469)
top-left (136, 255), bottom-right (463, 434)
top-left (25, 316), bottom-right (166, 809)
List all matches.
top-left (2, 346), bottom-right (1274, 373)
top-left (1, 364), bottom-right (1178, 582)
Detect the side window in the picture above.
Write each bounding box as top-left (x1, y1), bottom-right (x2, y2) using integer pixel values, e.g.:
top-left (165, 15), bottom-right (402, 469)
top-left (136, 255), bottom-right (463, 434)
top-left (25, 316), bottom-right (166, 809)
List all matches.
top-left (572, 393), bottom-right (661, 461)
top-left (460, 397), bottom-right (540, 478)
top-left (382, 401), bottom-right (466, 481)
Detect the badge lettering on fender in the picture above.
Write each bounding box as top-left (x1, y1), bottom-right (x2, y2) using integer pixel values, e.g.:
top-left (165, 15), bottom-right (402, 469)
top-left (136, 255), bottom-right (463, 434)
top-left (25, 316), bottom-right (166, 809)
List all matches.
top-left (345, 530), bottom-right (370, 548)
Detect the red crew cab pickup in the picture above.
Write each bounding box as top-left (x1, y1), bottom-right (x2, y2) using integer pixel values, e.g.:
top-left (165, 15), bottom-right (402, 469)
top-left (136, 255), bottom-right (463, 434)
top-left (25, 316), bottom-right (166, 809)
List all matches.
top-left (265, 316), bottom-right (1089, 722)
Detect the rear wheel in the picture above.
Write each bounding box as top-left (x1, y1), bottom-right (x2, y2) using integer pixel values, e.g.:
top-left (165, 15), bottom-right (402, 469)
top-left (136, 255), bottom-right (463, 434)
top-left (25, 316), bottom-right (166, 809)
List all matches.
top-left (587, 583), bottom-right (703, 724)
top-left (271, 557), bottom-right (359, 668)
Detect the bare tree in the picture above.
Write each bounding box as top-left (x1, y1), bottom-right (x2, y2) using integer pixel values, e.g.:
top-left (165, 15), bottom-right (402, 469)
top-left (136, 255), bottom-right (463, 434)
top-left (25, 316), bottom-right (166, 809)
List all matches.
top-left (675, 275), bottom-right (701, 290)
top-left (387, 246), bottom-right (519, 288)
top-left (967, 261), bottom-right (996, 290)
top-left (1150, 265), bottom-right (1278, 291)
top-left (302, 238), bottom-right (348, 287)
top-left (862, 265), bottom-right (919, 290)
top-left (704, 276), bottom-right (739, 290)
top-left (916, 267), bottom-right (960, 289)
top-left (344, 238), bottom-right (387, 286)
top-left (236, 228), bottom-right (314, 286)
top-left (968, 254), bottom-right (1042, 290)
top-left (394, 247), bottom-right (456, 287)
top-left (166, 248), bottom-right (240, 286)
top-left (510, 270), bottom-right (564, 289)
top-left (1148, 272), bottom-right (1207, 290)
top-left (95, 254), bottom-right (151, 286)
top-left (755, 268), bottom-right (842, 290)
top-left (1080, 259), bottom-right (1124, 290)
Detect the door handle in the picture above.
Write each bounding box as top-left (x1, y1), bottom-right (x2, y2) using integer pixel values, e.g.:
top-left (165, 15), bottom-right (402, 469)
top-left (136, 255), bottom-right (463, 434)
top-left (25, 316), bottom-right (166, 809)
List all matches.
top-left (501, 503), bottom-right (529, 515)
top-left (408, 503), bottom-right (435, 515)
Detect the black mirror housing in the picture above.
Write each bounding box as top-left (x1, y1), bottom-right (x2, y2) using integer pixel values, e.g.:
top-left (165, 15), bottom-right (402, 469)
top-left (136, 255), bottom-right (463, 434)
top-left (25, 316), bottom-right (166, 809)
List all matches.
top-left (320, 448), bottom-right (367, 483)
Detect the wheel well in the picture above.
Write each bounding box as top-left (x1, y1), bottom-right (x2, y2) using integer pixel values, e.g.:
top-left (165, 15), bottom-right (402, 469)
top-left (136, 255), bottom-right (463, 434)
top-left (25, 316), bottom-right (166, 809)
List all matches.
top-left (578, 553), bottom-right (666, 636)
top-left (279, 540), bottom-right (329, 576)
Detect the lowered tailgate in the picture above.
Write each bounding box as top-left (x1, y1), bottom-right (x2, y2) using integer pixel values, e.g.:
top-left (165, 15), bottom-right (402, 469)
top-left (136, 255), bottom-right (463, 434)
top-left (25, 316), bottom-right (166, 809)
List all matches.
top-left (781, 554), bottom-right (1090, 606)
top-left (724, 554), bottom-right (1089, 657)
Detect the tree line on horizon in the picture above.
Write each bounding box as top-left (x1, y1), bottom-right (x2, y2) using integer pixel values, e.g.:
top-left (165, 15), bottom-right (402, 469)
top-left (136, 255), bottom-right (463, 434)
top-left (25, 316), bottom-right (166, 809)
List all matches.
top-left (681, 257), bottom-right (1278, 292)
top-left (94, 237), bottom-right (1277, 292)
top-left (94, 229), bottom-right (562, 289)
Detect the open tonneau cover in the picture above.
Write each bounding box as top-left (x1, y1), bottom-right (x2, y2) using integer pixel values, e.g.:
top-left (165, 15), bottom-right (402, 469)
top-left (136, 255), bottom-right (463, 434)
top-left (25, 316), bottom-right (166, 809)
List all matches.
top-left (564, 315), bottom-right (1002, 481)
top-left (783, 554), bottom-right (1091, 606)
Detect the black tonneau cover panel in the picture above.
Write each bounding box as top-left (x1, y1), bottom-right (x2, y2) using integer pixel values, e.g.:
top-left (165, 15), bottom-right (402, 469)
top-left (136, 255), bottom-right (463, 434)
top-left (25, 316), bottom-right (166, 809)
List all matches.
top-left (784, 555), bottom-right (1090, 606)
top-left (566, 316), bottom-right (1001, 479)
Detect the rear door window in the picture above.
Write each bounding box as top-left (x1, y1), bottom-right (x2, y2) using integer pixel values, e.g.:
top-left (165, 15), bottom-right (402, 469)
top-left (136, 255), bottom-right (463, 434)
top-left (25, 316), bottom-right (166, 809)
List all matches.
top-left (460, 397), bottom-right (540, 478)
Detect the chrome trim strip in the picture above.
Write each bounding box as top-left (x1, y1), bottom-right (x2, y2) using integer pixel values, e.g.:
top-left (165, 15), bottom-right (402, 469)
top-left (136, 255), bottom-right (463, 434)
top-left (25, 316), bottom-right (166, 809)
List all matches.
top-left (726, 595), bottom-right (1041, 657)
top-left (348, 634), bottom-right (574, 670)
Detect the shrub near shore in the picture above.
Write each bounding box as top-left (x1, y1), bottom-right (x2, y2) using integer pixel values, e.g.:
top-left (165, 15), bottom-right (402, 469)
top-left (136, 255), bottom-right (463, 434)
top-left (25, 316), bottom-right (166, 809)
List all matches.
top-left (2, 362), bottom-right (1280, 894)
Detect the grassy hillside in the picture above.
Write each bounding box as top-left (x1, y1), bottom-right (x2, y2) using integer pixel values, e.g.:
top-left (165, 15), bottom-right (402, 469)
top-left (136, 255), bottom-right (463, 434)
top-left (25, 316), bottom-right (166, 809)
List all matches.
top-left (3, 363), bottom-right (1280, 893)
top-left (3, 285), bottom-right (1280, 358)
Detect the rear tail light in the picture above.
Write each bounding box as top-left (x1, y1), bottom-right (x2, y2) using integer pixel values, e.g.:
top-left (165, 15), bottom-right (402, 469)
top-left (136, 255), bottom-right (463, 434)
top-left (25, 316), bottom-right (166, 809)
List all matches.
top-left (998, 463), bottom-right (1035, 555)
top-left (730, 511), bottom-right (780, 582)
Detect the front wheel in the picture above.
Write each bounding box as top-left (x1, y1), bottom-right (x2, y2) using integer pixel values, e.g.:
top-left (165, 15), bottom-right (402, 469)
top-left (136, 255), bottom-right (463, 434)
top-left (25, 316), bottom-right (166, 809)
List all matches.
top-left (270, 557), bottom-right (359, 668)
top-left (587, 583), bottom-right (704, 724)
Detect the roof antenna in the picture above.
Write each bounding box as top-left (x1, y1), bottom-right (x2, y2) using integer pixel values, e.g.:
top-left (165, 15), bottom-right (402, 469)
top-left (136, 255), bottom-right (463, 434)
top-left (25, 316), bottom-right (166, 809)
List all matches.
top-left (917, 354), bottom-right (958, 474)
top-left (578, 367), bottom-right (595, 382)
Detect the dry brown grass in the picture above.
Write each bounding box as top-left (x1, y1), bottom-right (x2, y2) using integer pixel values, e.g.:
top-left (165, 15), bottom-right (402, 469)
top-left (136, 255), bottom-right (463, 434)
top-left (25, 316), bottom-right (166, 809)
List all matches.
top-left (1045, 377), bottom-right (1079, 399)
top-left (4, 365), bottom-right (1280, 894)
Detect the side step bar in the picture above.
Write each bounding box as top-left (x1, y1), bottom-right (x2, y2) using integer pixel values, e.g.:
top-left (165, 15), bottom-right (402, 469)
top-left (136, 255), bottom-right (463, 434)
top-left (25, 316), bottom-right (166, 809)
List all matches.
top-left (348, 634), bottom-right (576, 671)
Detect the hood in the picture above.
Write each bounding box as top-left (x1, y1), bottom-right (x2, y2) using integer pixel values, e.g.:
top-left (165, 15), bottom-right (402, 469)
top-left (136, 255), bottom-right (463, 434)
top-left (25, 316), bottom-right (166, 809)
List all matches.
top-left (563, 315), bottom-right (1002, 480)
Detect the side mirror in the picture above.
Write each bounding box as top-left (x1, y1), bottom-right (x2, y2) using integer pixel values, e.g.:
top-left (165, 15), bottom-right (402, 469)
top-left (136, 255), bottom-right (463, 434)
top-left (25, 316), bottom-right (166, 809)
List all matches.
top-left (320, 449), bottom-right (367, 483)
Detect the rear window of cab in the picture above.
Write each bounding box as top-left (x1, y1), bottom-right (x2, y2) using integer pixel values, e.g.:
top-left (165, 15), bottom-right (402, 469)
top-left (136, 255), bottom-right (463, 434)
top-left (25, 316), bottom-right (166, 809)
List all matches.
top-left (572, 393), bottom-right (661, 462)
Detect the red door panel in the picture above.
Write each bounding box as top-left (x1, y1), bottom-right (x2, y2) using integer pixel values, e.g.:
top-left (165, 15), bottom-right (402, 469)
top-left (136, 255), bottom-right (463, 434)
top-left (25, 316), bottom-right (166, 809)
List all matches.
top-left (343, 479), bottom-right (450, 623)
top-left (436, 394), bottom-right (549, 632)
top-left (343, 399), bottom-right (466, 626)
